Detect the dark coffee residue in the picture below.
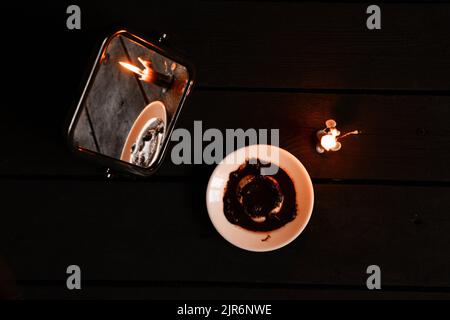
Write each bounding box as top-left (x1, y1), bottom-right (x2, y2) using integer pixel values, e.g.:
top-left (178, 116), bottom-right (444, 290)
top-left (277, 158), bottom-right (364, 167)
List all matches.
top-left (223, 159), bottom-right (297, 232)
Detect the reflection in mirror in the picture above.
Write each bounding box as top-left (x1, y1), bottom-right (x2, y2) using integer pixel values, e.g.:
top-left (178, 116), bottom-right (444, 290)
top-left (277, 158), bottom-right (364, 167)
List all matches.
top-left (71, 33), bottom-right (189, 170)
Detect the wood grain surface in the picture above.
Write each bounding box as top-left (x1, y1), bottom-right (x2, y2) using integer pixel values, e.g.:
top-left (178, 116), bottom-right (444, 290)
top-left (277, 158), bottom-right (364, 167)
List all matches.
top-left (1, 181), bottom-right (449, 288)
top-left (1, 1), bottom-right (449, 299)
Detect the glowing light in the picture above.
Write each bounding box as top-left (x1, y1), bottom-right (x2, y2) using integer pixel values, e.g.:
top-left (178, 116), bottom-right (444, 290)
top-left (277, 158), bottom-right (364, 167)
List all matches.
top-left (119, 57), bottom-right (153, 82)
top-left (321, 134), bottom-right (338, 151)
top-left (316, 119), bottom-right (359, 154)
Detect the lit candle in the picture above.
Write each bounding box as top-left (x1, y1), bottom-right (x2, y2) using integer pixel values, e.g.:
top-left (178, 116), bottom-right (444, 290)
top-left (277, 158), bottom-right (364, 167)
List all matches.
top-left (119, 57), bottom-right (173, 88)
top-left (316, 119), bottom-right (359, 154)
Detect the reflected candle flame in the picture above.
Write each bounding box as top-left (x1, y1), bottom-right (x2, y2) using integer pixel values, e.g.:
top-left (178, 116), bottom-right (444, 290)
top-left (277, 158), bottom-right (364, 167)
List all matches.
top-left (119, 57), bottom-right (173, 88)
top-left (119, 57), bottom-right (153, 82)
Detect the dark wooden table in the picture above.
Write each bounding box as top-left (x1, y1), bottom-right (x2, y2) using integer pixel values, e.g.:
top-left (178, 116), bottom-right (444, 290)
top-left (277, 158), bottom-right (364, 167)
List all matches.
top-left (1, 1), bottom-right (449, 299)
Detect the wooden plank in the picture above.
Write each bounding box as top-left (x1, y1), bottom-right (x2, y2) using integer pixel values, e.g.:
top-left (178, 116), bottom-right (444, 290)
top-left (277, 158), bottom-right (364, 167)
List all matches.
top-left (179, 91), bottom-right (450, 182)
top-left (10, 2), bottom-right (450, 90)
top-left (1, 180), bottom-right (449, 288)
top-left (2, 3), bottom-right (449, 179)
top-left (17, 284), bottom-right (450, 300)
top-left (1, 92), bottom-right (449, 182)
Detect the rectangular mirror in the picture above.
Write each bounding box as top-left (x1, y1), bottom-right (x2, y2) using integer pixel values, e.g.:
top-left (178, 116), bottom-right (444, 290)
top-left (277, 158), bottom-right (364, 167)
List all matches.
top-left (68, 30), bottom-right (194, 176)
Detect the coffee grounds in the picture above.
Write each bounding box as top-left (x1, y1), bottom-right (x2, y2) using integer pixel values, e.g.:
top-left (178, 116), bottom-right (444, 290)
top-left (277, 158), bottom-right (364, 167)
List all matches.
top-left (223, 159), bottom-right (297, 232)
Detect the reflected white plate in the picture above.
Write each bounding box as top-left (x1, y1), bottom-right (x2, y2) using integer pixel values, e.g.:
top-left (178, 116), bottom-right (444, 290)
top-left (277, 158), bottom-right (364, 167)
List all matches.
top-left (121, 101), bottom-right (167, 165)
top-left (206, 145), bottom-right (314, 252)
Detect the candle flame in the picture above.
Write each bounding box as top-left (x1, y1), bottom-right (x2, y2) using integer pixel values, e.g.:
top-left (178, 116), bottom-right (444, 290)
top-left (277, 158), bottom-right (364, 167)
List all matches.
top-left (317, 119), bottom-right (358, 153)
top-left (321, 134), bottom-right (337, 151)
top-left (119, 57), bottom-right (153, 82)
top-left (320, 127), bottom-right (341, 151)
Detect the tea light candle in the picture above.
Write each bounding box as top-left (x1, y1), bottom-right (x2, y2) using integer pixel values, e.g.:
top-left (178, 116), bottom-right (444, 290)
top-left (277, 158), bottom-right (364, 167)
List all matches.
top-left (316, 119), bottom-right (359, 154)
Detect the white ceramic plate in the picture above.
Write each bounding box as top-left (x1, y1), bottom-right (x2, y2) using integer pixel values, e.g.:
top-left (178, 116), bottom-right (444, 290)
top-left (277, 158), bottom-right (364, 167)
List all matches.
top-left (121, 101), bottom-right (167, 164)
top-left (206, 145), bottom-right (314, 252)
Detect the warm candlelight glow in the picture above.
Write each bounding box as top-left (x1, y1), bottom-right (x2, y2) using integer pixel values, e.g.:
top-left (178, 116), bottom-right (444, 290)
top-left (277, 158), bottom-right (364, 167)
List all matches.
top-left (321, 134), bottom-right (338, 151)
top-left (119, 57), bottom-right (174, 89)
top-left (316, 119), bottom-right (358, 154)
top-left (119, 57), bottom-right (154, 82)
